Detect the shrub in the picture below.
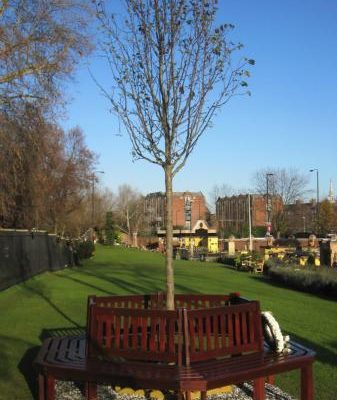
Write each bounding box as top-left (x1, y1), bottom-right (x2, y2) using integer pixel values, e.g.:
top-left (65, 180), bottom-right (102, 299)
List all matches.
top-left (220, 255), bottom-right (238, 267)
top-left (76, 240), bottom-right (95, 259)
top-left (266, 261), bottom-right (337, 299)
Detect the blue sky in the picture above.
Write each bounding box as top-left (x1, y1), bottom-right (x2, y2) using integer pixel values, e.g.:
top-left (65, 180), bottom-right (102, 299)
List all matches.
top-left (61, 0), bottom-right (337, 202)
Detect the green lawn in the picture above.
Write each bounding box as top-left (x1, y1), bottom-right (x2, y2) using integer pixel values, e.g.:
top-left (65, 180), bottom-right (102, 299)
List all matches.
top-left (0, 245), bottom-right (336, 399)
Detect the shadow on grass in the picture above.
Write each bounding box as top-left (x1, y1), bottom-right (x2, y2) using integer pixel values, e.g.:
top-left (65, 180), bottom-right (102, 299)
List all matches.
top-left (71, 267), bottom-right (164, 294)
top-left (55, 273), bottom-right (116, 295)
top-left (21, 280), bottom-right (81, 327)
top-left (56, 263), bottom-right (202, 300)
top-left (79, 266), bottom-right (201, 295)
top-left (0, 334), bottom-right (38, 399)
top-left (18, 345), bottom-right (40, 400)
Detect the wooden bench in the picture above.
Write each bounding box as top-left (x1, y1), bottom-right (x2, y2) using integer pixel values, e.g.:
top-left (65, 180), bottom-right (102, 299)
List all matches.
top-left (34, 294), bottom-right (315, 400)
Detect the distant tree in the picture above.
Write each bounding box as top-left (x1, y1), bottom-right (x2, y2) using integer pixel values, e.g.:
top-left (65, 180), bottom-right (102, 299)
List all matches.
top-left (0, 0), bottom-right (92, 112)
top-left (252, 167), bottom-right (310, 205)
top-left (252, 167), bottom-right (310, 235)
top-left (95, 0), bottom-right (253, 309)
top-left (46, 126), bottom-right (97, 233)
top-left (113, 185), bottom-right (144, 241)
top-left (92, 188), bottom-right (115, 230)
top-left (319, 200), bottom-right (337, 234)
top-left (105, 211), bottom-right (115, 245)
top-left (0, 107), bottom-right (96, 232)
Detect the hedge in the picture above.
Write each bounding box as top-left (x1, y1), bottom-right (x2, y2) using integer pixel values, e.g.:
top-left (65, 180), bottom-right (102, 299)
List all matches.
top-left (266, 260), bottom-right (337, 299)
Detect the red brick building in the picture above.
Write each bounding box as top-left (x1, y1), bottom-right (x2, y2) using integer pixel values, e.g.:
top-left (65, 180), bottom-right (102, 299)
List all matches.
top-left (144, 191), bottom-right (208, 231)
top-left (216, 194), bottom-right (283, 236)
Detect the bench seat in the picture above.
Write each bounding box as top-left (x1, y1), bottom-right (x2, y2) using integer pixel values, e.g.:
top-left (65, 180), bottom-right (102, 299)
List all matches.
top-left (190, 341), bottom-right (315, 389)
top-left (35, 335), bottom-right (315, 399)
top-left (35, 336), bottom-right (207, 393)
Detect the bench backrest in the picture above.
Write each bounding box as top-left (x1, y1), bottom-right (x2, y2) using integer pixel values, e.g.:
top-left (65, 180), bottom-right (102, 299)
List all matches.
top-left (183, 301), bottom-right (264, 364)
top-left (86, 295), bottom-right (263, 366)
top-left (87, 304), bottom-right (183, 364)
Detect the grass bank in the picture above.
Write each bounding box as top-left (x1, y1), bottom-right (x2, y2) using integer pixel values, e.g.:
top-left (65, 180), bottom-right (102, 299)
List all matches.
top-left (0, 245), bottom-right (336, 399)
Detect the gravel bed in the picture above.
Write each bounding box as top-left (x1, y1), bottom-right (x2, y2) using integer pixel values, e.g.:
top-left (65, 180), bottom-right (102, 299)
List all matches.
top-left (56, 381), bottom-right (296, 400)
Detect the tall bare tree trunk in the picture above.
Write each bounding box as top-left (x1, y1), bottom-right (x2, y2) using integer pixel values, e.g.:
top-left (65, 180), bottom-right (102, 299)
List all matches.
top-left (165, 164), bottom-right (174, 310)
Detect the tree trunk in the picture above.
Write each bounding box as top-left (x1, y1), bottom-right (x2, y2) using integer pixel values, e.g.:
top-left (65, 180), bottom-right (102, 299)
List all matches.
top-left (165, 164), bottom-right (174, 310)
top-left (126, 207), bottom-right (131, 243)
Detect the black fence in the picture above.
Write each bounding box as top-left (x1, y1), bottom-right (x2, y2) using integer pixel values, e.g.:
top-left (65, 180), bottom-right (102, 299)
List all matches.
top-left (0, 230), bottom-right (72, 291)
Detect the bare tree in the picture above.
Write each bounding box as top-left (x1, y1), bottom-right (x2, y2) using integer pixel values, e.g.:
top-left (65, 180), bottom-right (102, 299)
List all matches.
top-left (113, 185), bottom-right (144, 241)
top-left (0, 108), bottom-right (97, 232)
top-left (95, 0), bottom-right (253, 309)
top-left (252, 167), bottom-right (310, 205)
top-left (0, 0), bottom-right (92, 112)
top-left (64, 187), bottom-right (115, 237)
top-left (252, 167), bottom-right (311, 235)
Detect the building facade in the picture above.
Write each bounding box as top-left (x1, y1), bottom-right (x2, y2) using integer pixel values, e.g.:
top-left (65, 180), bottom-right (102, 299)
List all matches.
top-left (157, 220), bottom-right (219, 253)
top-left (283, 200), bottom-right (317, 234)
top-left (144, 191), bottom-right (208, 232)
top-left (216, 194), bottom-right (283, 237)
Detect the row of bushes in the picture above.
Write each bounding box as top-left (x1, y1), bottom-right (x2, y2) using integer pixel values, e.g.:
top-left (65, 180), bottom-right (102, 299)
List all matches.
top-left (265, 259), bottom-right (337, 299)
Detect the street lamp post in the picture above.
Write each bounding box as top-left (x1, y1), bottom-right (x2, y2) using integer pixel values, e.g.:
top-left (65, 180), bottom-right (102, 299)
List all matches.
top-left (266, 173), bottom-right (274, 235)
top-left (184, 196), bottom-right (193, 256)
top-left (91, 170), bottom-right (104, 227)
top-left (248, 193), bottom-right (253, 252)
top-left (309, 168), bottom-right (319, 233)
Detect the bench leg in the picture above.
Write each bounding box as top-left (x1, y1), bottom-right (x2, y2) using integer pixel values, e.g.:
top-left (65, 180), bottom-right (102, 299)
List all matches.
top-left (85, 382), bottom-right (97, 400)
top-left (200, 391), bottom-right (207, 400)
top-left (47, 376), bottom-right (55, 400)
top-left (253, 378), bottom-right (265, 400)
top-left (38, 374), bottom-right (56, 400)
top-left (38, 374), bottom-right (46, 400)
top-left (301, 364), bottom-right (314, 400)
top-left (266, 375), bottom-right (275, 385)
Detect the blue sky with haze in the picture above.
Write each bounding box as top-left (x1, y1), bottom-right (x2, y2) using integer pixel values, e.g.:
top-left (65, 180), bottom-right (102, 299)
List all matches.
top-left (61, 0), bottom-right (337, 202)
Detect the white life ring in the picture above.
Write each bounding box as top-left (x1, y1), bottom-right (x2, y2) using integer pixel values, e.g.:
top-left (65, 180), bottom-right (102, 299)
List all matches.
top-left (261, 311), bottom-right (290, 354)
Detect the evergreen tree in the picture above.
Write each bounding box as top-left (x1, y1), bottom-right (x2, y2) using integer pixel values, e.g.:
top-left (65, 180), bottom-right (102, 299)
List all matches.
top-left (105, 211), bottom-right (115, 245)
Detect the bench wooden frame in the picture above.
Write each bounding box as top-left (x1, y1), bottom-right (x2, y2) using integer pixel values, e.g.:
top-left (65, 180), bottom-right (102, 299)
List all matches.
top-left (34, 294), bottom-right (315, 400)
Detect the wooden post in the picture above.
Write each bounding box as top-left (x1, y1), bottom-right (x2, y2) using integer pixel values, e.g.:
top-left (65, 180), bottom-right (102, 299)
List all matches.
top-left (301, 364), bottom-right (314, 400)
top-left (253, 377), bottom-right (265, 400)
top-left (46, 375), bottom-right (55, 400)
top-left (85, 382), bottom-right (98, 400)
top-left (185, 391), bottom-right (192, 400)
top-left (38, 374), bottom-right (46, 400)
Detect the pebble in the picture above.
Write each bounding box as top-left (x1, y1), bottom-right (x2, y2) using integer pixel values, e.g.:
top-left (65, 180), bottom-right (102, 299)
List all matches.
top-left (55, 381), bottom-right (296, 400)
